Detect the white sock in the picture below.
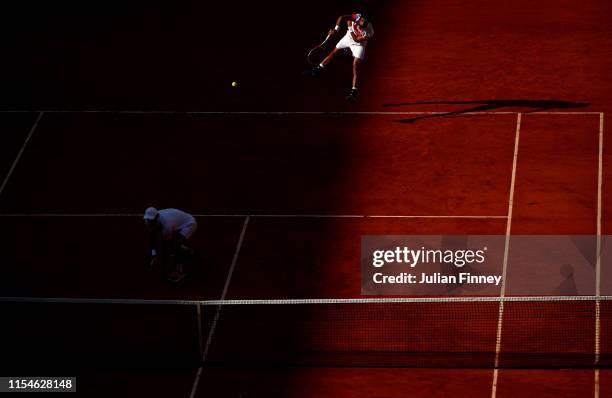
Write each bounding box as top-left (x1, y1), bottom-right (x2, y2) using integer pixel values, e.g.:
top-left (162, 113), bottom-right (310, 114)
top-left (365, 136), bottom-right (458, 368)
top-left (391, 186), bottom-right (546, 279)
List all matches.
top-left (319, 63), bottom-right (325, 68)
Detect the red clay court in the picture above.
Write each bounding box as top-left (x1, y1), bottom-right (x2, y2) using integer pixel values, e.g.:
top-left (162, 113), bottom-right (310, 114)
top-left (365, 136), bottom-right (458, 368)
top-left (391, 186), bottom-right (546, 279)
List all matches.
top-left (0, 0), bottom-right (611, 397)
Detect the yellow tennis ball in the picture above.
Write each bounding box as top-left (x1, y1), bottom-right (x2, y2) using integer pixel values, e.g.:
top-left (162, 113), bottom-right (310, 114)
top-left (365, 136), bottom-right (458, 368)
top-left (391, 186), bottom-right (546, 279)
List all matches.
top-left (231, 81), bottom-right (238, 87)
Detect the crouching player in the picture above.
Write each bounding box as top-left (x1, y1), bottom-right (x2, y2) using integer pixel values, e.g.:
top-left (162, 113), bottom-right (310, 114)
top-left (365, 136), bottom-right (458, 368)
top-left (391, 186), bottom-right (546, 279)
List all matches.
top-left (144, 207), bottom-right (198, 283)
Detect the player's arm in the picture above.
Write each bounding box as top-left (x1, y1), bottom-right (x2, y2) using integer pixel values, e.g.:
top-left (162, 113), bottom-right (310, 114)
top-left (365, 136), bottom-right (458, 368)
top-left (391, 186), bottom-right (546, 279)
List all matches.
top-left (328, 15), bottom-right (352, 36)
top-left (354, 33), bottom-right (368, 43)
top-left (148, 229), bottom-right (163, 261)
top-left (359, 24), bottom-right (374, 42)
top-left (353, 23), bottom-right (373, 43)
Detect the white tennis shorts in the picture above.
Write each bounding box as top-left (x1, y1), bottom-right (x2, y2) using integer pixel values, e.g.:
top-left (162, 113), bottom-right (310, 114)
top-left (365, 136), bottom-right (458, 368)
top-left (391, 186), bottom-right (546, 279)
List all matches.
top-left (335, 33), bottom-right (367, 60)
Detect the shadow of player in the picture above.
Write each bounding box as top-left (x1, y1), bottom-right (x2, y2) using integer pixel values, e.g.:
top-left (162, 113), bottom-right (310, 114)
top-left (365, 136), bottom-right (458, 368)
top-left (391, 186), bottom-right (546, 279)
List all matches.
top-left (382, 99), bottom-right (591, 123)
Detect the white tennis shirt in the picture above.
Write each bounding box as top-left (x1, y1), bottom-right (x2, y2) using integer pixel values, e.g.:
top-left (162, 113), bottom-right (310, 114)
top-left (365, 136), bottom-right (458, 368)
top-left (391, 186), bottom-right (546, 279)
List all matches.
top-left (158, 208), bottom-right (197, 240)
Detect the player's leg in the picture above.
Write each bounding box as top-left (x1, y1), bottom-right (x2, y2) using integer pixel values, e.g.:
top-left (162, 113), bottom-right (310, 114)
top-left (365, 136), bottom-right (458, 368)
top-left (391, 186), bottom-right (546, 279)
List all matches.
top-left (346, 45), bottom-right (365, 102)
top-left (352, 57), bottom-right (361, 89)
top-left (346, 57), bottom-right (362, 102)
top-left (320, 48), bottom-right (342, 67)
top-left (167, 232), bottom-right (189, 283)
top-left (309, 48), bottom-right (341, 76)
top-left (309, 34), bottom-right (352, 76)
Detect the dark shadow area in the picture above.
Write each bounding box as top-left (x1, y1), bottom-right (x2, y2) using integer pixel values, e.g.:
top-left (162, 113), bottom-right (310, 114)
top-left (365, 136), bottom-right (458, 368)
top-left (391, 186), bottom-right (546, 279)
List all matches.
top-left (383, 99), bottom-right (591, 123)
top-left (0, 1), bottom-right (396, 397)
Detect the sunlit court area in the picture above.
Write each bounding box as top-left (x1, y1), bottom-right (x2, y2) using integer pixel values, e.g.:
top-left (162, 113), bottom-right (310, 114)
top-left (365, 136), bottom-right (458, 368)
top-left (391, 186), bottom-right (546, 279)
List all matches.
top-left (1, 0), bottom-right (612, 396)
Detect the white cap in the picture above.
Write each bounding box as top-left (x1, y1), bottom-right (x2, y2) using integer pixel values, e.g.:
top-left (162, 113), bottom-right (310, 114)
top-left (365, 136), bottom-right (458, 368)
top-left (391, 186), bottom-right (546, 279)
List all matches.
top-left (144, 207), bottom-right (159, 221)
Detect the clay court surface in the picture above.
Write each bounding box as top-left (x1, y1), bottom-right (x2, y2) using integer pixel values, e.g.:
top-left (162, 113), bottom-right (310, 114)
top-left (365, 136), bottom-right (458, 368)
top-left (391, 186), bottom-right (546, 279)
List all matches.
top-left (1, 0), bottom-right (612, 396)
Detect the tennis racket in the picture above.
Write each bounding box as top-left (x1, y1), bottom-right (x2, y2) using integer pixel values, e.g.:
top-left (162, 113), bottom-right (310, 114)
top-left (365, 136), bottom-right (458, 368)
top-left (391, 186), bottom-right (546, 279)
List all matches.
top-left (306, 34), bottom-right (332, 66)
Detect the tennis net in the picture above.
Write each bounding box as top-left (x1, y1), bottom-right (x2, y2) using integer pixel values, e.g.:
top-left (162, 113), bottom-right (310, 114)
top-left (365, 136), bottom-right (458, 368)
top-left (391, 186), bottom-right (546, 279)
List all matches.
top-left (1, 296), bottom-right (610, 369)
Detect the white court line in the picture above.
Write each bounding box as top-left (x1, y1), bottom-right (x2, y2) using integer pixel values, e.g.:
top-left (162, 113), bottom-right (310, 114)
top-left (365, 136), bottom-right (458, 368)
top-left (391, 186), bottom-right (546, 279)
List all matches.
top-left (196, 302), bottom-right (203, 357)
top-left (0, 110), bottom-right (603, 115)
top-left (0, 213), bottom-right (507, 219)
top-left (491, 113), bottom-right (521, 398)
top-left (0, 112), bottom-right (44, 197)
top-left (2, 295), bottom-right (610, 306)
top-left (189, 216), bottom-right (250, 398)
top-left (595, 112), bottom-right (604, 398)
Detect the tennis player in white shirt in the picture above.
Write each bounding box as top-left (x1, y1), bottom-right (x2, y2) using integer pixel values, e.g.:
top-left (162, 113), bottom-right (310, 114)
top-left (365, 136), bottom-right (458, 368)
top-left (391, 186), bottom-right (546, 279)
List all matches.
top-left (144, 207), bottom-right (197, 283)
top-left (310, 12), bottom-right (374, 102)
